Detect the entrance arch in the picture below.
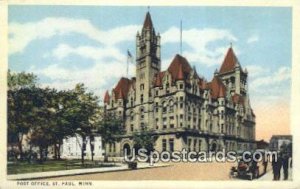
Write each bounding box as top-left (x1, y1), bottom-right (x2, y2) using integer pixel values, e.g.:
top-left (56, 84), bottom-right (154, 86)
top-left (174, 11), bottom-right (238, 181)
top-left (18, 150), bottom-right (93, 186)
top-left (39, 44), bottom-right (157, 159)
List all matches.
top-left (123, 143), bottom-right (131, 156)
top-left (210, 142), bottom-right (217, 152)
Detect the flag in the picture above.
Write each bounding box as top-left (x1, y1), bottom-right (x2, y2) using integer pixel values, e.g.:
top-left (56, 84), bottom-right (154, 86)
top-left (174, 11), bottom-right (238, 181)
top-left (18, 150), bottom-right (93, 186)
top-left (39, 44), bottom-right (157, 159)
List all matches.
top-left (127, 50), bottom-right (132, 58)
top-left (127, 50), bottom-right (133, 64)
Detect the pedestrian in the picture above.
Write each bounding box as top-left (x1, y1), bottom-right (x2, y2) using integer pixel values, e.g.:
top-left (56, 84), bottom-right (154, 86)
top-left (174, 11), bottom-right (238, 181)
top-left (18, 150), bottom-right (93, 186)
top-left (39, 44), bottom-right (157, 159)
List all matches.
top-left (282, 152), bottom-right (289, 180)
top-left (272, 152), bottom-right (282, 181)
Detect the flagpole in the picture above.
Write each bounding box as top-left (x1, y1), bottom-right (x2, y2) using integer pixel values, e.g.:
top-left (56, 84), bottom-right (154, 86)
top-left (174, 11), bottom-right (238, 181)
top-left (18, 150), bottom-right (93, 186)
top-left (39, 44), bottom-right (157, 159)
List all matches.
top-left (126, 54), bottom-right (129, 78)
top-left (180, 20), bottom-right (182, 55)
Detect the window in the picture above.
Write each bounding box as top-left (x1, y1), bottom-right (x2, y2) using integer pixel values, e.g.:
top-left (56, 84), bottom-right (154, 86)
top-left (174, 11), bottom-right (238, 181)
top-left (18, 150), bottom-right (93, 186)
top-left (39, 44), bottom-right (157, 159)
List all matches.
top-left (193, 139), bottom-right (197, 151)
top-left (180, 114), bottom-right (183, 120)
top-left (180, 96), bottom-right (184, 101)
top-left (169, 139), bottom-right (174, 152)
top-left (188, 139), bottom-right (192, 152)
top-left (169, 100), bottom-right (174, 112)
top-left (166, 84), bottom-right (170, 93)
top-left (199, 140), bottom-right (202, 151)
top-left (162, 102), bottom-right (167, 113)
top-left (140, 94), bottom-right (144, 103)
top-left (140, 84), bottom-right (144, 90)
top-left (162, 139), bottom-right (167, 151)
top-left (130, 124), bottom-right (134, 132)
top-left (180, 103), bottom-right (183, 109)
top-left (155, 90), bottom-right (159, 96)
top-left (221, 124), bottom-right (224, 133)
top-left (170, 116), bottom-right (174, 128)
top-left (163, 117), bottom-right (167, 129)
top-left (141, 122), bottom-right (145, 130)
top-left (180, 84), bottom-right (183, 89)
top-left (140, 108), bottom-right (144, 119)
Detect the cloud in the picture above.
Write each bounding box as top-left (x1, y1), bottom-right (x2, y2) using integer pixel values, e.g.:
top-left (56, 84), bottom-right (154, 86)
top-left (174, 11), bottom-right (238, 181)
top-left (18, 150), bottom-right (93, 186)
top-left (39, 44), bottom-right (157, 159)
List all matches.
top-left (161, 27), bottom-right (238, 66)
top-left (32, 60), bottom-right (136, 98)
top-left (51, 43), bottom-right (126, 62)
top-left (245, 65), bottom-right (269, 77)
top-left (247, 35), bottom-right (259, 44)
top-left (250, 66), bottom-right (291, 91)
top-left (9, 17), bottom-right (140, 55)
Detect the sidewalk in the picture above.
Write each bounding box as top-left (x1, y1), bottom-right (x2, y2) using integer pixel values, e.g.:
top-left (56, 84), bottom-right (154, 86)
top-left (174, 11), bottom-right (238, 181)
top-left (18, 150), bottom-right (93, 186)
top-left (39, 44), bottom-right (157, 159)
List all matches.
top-left (7, 162), bottom-right (170, 180)
top-left (259, 168), bottom-right (293, 181)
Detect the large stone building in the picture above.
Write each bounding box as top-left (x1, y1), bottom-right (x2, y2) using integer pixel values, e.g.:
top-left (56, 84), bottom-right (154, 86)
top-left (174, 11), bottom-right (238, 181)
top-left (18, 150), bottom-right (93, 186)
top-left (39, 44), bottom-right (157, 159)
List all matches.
top-left (103, 12), bottom-right (256, 156)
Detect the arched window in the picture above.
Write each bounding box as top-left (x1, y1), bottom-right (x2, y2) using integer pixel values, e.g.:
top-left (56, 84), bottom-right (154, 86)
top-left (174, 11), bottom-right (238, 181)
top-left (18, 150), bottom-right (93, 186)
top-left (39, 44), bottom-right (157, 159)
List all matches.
top-left (162, 101), bottom-right (167, 113)
top-left (169, 100), bottom-right (174, 112)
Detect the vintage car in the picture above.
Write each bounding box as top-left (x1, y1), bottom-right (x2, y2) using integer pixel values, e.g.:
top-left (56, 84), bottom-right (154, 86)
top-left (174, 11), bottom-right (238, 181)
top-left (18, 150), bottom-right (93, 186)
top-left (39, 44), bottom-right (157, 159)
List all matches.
top-left (230, 151), bottom-right (268, 180)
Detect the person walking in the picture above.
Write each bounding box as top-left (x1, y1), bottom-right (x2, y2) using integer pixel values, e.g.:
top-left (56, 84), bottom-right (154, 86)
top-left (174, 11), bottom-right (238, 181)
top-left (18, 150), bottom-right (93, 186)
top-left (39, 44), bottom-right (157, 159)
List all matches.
top-left (272, 152), bottom-right (282, 181)
top-left (282, 152), bottom-right (289, 180)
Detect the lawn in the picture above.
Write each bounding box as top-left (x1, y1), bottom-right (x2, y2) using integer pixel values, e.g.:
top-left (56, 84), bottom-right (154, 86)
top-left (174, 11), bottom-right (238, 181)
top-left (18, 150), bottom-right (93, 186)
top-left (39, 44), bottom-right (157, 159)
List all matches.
top-left (7, 159), bottom-right (118, 175)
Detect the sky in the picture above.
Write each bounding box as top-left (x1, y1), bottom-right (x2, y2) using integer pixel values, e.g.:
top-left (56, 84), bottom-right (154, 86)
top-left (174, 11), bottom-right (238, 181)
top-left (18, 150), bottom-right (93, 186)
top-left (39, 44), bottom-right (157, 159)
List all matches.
top-left (8, 6), bottom-right (292, 141)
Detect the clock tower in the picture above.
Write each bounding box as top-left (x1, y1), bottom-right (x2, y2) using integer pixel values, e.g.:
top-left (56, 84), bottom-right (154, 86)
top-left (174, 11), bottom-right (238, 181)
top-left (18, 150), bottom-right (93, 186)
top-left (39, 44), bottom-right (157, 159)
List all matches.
top-left (136, 12), bottom-right (161, 104)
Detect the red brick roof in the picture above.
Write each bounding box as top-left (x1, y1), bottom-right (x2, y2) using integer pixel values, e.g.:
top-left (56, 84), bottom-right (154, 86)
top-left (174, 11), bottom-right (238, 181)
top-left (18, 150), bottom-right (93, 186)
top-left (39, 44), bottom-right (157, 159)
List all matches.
top-left (208, 76), bottom-right (226, 99)
top-left (219, 47), bottom-right (239, 74)
top-left (167, 54), bottom-right (192, 81)
top-left (113, 77), bottom-right (132, 100)
top-left (143, 12), bottom-right (153, 29)
top-left (104, 90), bottom-right (110, 103)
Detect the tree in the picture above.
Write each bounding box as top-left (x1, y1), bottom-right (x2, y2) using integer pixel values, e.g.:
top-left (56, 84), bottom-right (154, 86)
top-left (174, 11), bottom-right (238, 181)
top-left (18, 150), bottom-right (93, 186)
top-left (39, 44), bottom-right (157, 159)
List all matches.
top-left (7, 70), bottom-right (38, 159)
top-left (72, 83), bottom-right (99, 165)
top-left (97, 111), bottom-right (124, 162)
top-left (132, 128), bottom-right (155, 156)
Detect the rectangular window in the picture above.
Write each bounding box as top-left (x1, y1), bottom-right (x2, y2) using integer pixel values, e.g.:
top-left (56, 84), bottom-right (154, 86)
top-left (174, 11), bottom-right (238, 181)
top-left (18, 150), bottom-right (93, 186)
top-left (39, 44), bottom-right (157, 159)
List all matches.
top-left (188, 139), bottom-right (192, 152)
top-left (199, 140), bottom-right (202, 151)
top-left (140, 94), bottom-right (144, 103)
top-left (193, 139), bottom-right (197, 152)
top-left (169, 139), bottom-right (174, 152)
top-left (130, 124), bottom-right (134, 132)
top-left (180, 103), bottom-right (183, 109)
top-left (163, 118), bottom-right (167, 129)
top-left (180, 84), bottom-right (183, 89)
top-left (162, 139), bottom-right (167, 151)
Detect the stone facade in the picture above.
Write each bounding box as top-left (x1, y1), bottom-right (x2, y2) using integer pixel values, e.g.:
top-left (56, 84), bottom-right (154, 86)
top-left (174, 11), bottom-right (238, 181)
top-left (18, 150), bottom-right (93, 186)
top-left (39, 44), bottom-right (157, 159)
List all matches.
top-left (103, 12), bottom-right (256, 157)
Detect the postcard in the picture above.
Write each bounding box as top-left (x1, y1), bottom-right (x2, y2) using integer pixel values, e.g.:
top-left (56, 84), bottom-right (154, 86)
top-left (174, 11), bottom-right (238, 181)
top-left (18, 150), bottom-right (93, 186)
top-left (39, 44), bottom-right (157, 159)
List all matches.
top-left (1, 1), bottom-right (300, 189)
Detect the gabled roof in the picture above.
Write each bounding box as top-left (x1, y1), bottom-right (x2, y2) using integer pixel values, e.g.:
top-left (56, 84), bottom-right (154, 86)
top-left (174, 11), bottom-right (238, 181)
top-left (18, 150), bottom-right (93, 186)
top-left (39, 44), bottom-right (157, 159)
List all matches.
top-left (113, 77), bottom-right (132, 100)
top-left (219, 47), bottom-right (240, 74)
top-left (104, 90), bottom-right (110, 103)
top-left (208, 76), bottom-right (226, 99)
top-left (143, 12), bottom-right (153, 29)
top-left (167, 54), bottom-right (192, 81)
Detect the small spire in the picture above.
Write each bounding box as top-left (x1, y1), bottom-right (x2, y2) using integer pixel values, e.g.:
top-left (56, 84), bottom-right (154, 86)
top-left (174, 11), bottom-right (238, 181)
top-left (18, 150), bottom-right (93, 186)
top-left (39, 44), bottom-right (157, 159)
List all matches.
top-left (147, 6), bottom-right (150, 12)
top-left (230, 42), bottom-right (233, 48)
top-left (104, 90), bottom-right (110, 103)
top-left (143, 11), bottom-right (153, 29)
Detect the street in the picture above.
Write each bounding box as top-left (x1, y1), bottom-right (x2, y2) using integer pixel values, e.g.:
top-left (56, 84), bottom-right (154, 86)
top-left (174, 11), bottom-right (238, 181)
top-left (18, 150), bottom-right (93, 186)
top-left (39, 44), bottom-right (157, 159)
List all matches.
top-left (48, 162), bottom-right (237, 180)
